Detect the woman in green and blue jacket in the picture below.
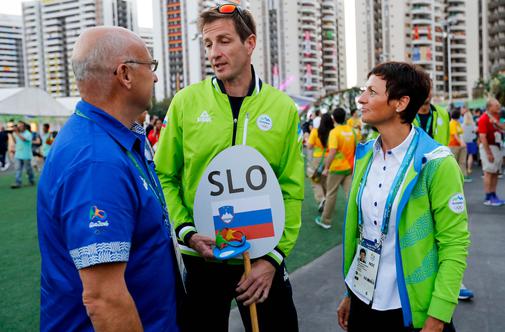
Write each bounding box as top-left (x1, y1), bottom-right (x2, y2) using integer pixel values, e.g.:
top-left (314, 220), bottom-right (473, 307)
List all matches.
top-left (337, 62), bottom-right (470, 332)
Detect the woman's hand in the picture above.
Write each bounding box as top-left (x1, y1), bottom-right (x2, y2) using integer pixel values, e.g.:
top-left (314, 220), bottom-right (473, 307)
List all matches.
top-left (337, 296), bottom-right (351, 331)
top-left (420, 316), bottom-right (445, 332)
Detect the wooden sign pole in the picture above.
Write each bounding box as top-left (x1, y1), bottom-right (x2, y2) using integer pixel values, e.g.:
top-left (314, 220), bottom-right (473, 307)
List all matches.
top-left (243, 251), bottom-right (259, 332)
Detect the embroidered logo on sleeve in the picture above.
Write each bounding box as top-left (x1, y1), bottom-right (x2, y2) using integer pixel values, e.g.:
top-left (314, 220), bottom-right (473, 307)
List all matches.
top-left (448, 193), bottom-right (465, 214)
top-left (89, 206), bottom-right (110, 228)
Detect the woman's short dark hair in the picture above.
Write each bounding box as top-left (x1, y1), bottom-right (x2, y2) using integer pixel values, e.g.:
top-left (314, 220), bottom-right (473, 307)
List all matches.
top-left (451, 110), bottom-right (461, 120)
top-left (332, 107), bottom-right (346, 125)
top-left (368, 62), bottom-right (431, 124)
top-left (198, 6), bottom-right (256, 43)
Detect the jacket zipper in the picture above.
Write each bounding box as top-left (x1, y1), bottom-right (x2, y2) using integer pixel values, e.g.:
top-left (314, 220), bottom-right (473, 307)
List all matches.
top-left (232, 117), bottom-right (238, 146)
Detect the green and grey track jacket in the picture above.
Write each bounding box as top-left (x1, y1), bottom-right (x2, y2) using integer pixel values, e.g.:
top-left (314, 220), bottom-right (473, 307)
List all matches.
top-left (155, 74), bottom-right (304, 267)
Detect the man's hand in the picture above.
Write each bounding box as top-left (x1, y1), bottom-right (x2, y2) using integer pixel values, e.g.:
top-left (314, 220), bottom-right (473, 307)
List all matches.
top-left (188, 233), bottom-right (215, 259)
top-left (420, 316), bottom-right (445, 332)
top-left (337, 296), bottom-right (350, 331)
top-left (235, 259), bottom-right (276, 306)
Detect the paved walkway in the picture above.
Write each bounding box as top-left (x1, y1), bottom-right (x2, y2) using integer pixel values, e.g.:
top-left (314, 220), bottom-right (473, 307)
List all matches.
top-left (230, 171), bottom-right (505, 331)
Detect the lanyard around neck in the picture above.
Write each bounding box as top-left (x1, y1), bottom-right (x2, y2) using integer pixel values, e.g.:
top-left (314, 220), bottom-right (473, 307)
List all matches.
top-left (356, 130), bottom-right (419, 245)
top-left (416, 108), bottom-right (432, 133)
top-left (74, 109), bottom-right (168, 216)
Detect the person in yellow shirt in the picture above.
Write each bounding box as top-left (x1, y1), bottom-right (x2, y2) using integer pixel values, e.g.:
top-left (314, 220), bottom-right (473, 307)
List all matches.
top-left (347, 109), bottom-right (362, 141)
top-left (449, 109), bottom-right (470, 182)
top-left (307, 113), bottom-right (334, 208)
top-left (315, 108), bottom-right (356, 229)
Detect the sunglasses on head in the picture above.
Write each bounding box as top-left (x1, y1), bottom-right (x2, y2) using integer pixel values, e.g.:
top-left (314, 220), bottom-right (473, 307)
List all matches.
top-left (215, 3), bottom-right (245, 20)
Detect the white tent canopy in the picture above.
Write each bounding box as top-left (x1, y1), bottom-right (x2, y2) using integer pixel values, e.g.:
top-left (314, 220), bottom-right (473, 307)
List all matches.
top-left (56, 97), bottom-right (80, 114)
top-left (0, 88), bottom-right (73, 117)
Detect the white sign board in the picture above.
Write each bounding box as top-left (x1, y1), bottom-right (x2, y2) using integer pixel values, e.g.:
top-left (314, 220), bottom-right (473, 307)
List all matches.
top-left (194, 145), bottom-right (285, 259)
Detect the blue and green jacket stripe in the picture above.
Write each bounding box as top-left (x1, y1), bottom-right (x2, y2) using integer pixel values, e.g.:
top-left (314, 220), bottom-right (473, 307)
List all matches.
top-left (343, 127), bottom-right (470, 328)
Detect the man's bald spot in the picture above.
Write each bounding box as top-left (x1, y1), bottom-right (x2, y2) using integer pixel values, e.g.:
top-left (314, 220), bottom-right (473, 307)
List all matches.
top-left (72, 26), bottom-right (145, 83)
top-left (486, 98), bottom-right (500, 109)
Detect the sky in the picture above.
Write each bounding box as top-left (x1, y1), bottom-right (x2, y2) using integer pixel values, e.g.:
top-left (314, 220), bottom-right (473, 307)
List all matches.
top-left (0, 0), bottom-right (357, 87)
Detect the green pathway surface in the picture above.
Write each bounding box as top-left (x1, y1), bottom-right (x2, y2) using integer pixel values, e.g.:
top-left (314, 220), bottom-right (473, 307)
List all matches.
top-left (0, 171), bottom-right (346, 331)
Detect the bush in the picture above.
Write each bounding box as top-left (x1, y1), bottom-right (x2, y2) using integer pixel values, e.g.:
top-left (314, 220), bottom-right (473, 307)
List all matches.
top-left (149, 97), bottom-right (172, 119)
top-left (487, 74), bottom-right (505, 106)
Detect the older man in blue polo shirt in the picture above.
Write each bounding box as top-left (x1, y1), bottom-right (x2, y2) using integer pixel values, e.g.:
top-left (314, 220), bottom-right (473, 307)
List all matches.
top-left (37, 27), bottom-right (181, 331)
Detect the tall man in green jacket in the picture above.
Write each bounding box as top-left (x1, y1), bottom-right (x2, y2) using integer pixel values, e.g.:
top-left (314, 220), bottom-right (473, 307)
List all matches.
top-left (154, 4), bottom-right (304, 332)
top-left (413, 88), bottom-right (450, 146)
top-left (415, 87), bottom-right (475, 300)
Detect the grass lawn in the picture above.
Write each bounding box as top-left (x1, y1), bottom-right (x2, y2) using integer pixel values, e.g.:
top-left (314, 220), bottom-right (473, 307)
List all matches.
top-left (0, 170), bottom-right (346, 331)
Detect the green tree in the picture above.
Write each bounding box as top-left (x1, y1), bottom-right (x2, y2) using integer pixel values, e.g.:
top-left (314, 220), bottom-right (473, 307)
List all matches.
top-left (486, 74), bottom-right (505, 106)
top-left (149, 97), bottom-right (172, 119)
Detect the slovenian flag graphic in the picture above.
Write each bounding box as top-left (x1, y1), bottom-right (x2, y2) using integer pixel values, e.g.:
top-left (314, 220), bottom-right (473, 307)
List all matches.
top-left (212, 195), bottom-right (275, 240)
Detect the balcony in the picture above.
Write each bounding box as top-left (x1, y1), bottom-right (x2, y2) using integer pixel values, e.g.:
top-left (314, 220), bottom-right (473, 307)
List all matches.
top-left (323, 53), bottom-right (335, 60)
top-left (451, 72), bottom-right (467, 79)
top-left (412, 0), bottom-right (433, 5)
top-left (450, 43), bottom-right (466, 50)
top-left (450, 62), bottom-right (466, 68)
top-left (451, 81), bottom-right (467, 87)
top-left (301, 16), bottom-right (317, 24)
top-left (412, 59), bottom-right (433, 66)
top-left (412, 38), bottom-right (432, 46)
top-left (411, 7), bottom-right (432, 15)
top-left (300, 6), bottom-right (317, 15)
top-left (451, 52), bottom-right (466, 59)
top-left (324, 69), bottom-right (338, 75)
top-left (412, 18), bottom-right (432, 26)
top-left (322, 14), bottom-right (335, 22)
top-left (301, 23), bottom-right (317, 31)
top-left (302, 57), bottom-right (319, 64)
top-left (451, 34), bottom-right (466, 40)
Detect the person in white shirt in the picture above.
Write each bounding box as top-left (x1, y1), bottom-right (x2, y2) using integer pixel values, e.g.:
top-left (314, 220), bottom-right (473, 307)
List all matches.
top-left (337, 62), bottom-right (469, 332)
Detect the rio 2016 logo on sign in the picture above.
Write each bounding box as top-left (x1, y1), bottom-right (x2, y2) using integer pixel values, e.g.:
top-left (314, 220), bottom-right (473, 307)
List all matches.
top-left (194, 145), bottom-right (285, 259)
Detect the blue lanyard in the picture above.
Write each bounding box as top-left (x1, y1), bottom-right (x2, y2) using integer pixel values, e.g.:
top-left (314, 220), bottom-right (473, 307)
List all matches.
top-left (124, 150), bottom-right (168, 211)
top-left (356, 131), bottom-right (419, 244)
top-left (74, 109), bottom-right (170, 226)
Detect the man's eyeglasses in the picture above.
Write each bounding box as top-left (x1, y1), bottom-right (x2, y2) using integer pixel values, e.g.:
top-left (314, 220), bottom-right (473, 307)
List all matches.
top-left (113, 59), bottom-right (158, 75)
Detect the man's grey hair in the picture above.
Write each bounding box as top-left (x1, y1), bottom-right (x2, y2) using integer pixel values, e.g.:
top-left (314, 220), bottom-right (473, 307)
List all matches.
top-left (71, 28), bottom-right (142, 82)
top-left (486, 98), bottom-right (499, 110)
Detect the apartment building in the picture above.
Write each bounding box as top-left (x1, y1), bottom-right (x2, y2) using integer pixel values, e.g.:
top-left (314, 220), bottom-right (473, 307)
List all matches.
top-left (22, 0), bottom-right (138, 97)
top-left (251, 0), bottom-right (346, 99)
top-left (0, 14), bottom-right (25, 88)
top-left (483, 0), bottom-right (505, 75)
top-left (140, 27), bottom-right (154, 56)
top-left (356, 0), bottom-right (480, 100)
top-left (153, 0), bottom-right (344, 100)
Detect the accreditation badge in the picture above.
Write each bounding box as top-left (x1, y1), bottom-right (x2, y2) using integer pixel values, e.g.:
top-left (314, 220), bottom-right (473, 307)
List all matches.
top-left (351, 238), bottom-right (381, 302)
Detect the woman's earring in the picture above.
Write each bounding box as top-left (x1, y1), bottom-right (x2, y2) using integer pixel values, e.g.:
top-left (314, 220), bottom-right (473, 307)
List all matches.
top-left (396, 108), bottom-right (401, 113)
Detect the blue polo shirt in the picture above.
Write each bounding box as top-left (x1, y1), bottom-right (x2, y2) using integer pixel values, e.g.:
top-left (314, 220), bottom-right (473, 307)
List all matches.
top-left (37, 100), bottom-right (180, 332)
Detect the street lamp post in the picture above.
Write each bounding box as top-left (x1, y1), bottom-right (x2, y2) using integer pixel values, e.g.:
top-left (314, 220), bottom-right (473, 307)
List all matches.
top-left (445, 17), bottom-right (459, 108)
top-left (447, 23), bottom-right (452, 107)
